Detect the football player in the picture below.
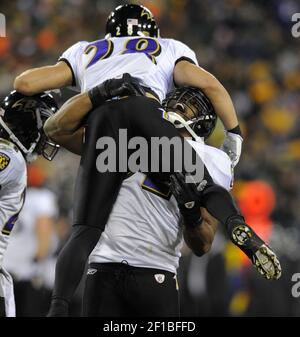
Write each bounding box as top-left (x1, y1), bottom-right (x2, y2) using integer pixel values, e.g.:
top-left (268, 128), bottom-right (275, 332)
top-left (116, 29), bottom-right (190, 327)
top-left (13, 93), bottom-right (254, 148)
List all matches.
top-left (14, 4), bottom-right (245, 315)
top-left (0, 91), bottom-right (59, 316)
top-left (82, 87), bottom-right (227, 317)
top-left (47, 85), bottom-right (281, 316)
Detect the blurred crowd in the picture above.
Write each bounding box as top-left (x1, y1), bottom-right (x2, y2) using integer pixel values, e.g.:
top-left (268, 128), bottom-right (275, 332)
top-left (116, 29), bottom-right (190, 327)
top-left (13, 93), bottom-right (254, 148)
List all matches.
top-left (0, 0), bottom-right (300, 316)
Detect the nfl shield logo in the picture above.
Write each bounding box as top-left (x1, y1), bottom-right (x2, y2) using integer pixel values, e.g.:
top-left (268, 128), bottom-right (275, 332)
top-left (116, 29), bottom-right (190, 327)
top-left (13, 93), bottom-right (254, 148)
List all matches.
top-left (154, 274), bottom-right (165, 284)
top-left (87, 268), bottom-right (97, 275)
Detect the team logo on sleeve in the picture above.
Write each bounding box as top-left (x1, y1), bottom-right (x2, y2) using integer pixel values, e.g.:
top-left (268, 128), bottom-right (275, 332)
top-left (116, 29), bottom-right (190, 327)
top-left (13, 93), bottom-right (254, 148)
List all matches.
top-left (0, 152), bottom-right (10, 171)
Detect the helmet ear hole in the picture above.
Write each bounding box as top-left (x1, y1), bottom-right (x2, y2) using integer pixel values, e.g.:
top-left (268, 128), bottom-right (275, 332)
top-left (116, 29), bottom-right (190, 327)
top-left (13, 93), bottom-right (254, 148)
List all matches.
top-left (175, 103), bottom-right (185, 113)
top-left (173, 120), bottom-right (182, 126)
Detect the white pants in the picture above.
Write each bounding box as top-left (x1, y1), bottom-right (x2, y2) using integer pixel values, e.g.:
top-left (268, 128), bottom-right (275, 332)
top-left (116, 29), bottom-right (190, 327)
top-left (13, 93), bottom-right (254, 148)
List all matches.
top-left (0, 268), bottom-right (16, 317)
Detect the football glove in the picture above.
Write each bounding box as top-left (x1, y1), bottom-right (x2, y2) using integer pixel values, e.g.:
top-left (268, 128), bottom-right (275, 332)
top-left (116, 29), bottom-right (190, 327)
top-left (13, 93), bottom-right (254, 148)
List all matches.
top-left (88, 73), bottom-right (146, 108)
top-left (229, 217), bottom-right (282, 280)
top-left (221, 130), bottom-right (243, 168)
top-left (170, 172), bottom-right (205, 228)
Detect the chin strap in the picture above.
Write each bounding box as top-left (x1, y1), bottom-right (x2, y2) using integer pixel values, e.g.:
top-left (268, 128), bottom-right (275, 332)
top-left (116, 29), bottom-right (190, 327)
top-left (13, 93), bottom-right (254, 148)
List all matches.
top-left (166, 111), bottom-right (204, 143)
top-left (0, 117), bottom-right (40, 158)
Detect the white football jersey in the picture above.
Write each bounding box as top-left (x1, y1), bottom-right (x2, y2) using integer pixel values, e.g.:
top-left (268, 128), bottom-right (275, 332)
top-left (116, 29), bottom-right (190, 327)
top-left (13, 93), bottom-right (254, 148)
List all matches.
top-left (4, 187), bottom-right (58, 281)
top-left (0, 139), bottom-right (27, 268)
top-left (59, 37), bottom-right (198, 101)
top-left (89, 141), bottom-right (232, 273)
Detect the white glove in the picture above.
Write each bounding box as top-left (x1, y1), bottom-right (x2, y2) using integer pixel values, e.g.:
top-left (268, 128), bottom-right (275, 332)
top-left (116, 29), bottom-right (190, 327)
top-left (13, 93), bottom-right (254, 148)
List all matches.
top-left (221, 131), bottom-right (243, 167)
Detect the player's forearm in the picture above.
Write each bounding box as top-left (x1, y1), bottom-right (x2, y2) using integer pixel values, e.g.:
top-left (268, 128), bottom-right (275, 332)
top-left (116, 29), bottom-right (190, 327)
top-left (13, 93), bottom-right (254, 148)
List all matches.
top-left (202, 83), bottom-right (238, 130)
top-left (183, 207), bottom-right (218, 256)
top-left (183, 223), bottom-right (215, 256)
top-left (174, 62), bottom-right (239, 130)
top-left (35, 217), bottom-right (53, 261)
top-left (14, 62), bottom-right (73, 95)
top-left (44, 92), bottom-right (92, 140)
top-left (52, 128), bottom-right (84, 155)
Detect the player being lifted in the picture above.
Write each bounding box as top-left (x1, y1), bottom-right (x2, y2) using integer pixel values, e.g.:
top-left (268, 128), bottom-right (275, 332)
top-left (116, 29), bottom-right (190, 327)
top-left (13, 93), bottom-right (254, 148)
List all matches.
top-left (82, 86), bottom-right (243, 317)
top-left (45, 82), bottom-right (281, 316)
top-left (0, 91), bottom-right (59, 316)
top-left (13, 4), bottom-right (281, 316)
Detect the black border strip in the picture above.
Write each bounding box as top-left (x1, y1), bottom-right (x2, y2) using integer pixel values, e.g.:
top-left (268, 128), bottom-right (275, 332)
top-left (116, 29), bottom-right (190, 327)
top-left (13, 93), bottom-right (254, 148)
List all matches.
top-left (58, 58), bottom-right (76, 87)
top-left (175, 56), bottom-right (196, 66)
top-left (174, 57), bottom-right (196, 87)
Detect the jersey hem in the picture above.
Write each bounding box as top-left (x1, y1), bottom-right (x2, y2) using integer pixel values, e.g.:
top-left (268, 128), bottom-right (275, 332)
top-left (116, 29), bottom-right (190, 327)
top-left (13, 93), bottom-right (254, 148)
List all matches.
top-left (58, 58), bottom-right (76, 87)
top-left (88, 258), bottom-right (177, 274)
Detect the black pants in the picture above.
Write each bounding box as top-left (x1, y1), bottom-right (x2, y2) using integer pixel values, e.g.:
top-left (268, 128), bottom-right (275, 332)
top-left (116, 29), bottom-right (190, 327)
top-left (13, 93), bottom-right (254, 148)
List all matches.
top-left (0, 297), bottom-right (5, 317)
top-left (82, 263), bottom-right (180, 317)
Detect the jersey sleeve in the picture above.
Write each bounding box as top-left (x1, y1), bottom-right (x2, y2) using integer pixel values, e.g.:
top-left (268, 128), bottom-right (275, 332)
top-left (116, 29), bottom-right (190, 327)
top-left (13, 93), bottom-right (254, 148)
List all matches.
top-left (58, 41), bottom-right (88, 90)
top-left (170, 39), bottom-right (199, 67)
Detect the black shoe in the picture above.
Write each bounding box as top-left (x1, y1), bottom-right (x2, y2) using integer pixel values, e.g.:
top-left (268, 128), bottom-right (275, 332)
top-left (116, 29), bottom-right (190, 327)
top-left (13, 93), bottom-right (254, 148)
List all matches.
top-left (231, 224), bottom-right (282, 280)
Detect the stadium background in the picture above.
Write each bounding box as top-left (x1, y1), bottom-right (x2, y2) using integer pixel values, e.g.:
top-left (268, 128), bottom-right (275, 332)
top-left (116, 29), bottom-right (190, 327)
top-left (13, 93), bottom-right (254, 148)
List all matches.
top-left (0, 0), bottom-right (300, 316)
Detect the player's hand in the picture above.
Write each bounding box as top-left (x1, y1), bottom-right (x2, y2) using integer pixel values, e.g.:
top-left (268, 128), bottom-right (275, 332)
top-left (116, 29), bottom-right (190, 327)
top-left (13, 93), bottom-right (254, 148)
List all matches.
top-left (220, 130), bottom-right (243, 167)
top-left (88, 73), bottom-right (146, 108)
top-left (105, 73), bottom-right (146, 97)
top-left (170, 172), bottom-right (204, 228)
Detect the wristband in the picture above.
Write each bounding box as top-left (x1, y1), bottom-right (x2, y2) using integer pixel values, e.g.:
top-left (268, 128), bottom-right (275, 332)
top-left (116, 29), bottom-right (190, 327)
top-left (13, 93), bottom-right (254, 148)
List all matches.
top-left (87, 84), bottom-right (108, 109)
top-left (227, 125), bottom-right (242, 136)
top-left (181, 208), bottom-right (203, 229)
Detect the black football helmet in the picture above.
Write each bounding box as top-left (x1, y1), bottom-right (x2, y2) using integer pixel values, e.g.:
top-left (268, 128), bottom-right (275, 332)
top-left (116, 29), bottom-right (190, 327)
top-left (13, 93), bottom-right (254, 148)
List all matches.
top-left (163, 87), bottom-right (217, 140)
top-left (0, 91), bottom-right (59, 161)
top-left (106, 4), bottom-right (159, 38)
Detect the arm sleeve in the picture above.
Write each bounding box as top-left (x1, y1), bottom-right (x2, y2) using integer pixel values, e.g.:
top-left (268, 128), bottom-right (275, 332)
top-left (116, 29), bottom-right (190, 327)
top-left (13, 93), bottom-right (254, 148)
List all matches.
top-left (58, 41), bottom-right (88, 90)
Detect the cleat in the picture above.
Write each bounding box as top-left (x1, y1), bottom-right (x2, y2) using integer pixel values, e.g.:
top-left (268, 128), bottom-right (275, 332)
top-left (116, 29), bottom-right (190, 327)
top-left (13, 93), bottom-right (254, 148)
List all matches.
top-left (231, 224), bottom-right (282, 280)
top-left (252, 244), bottom-right (282, 280)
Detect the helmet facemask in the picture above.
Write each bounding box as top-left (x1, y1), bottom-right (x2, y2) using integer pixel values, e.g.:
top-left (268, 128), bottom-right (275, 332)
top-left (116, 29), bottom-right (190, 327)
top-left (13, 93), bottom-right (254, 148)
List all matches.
top-left (163, 87), bottom-right (217, 142)
top-left (0, 92), bottom-right (59, 162)
top-left (35, 105), bottom-right (60, 161)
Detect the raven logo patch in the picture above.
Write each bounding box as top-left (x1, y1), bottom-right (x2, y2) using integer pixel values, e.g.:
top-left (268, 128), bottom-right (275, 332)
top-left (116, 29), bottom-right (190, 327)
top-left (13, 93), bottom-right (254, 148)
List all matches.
top-left (154, 274), bottom-right (165, 284)
top-left (0, 153), bottom-right (10, 171)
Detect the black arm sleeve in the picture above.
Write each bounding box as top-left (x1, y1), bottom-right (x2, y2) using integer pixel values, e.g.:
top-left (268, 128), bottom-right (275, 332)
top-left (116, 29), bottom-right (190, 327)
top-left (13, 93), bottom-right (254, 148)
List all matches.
top-left (200, 183), bottom-right (241, 227)
top-left (49, 225), bottom-right (102, 316)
